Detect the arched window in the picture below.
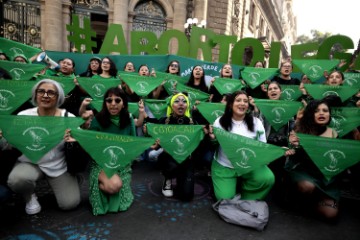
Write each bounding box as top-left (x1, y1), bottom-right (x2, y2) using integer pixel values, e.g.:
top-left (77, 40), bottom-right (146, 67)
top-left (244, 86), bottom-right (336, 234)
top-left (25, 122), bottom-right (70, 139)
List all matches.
top-left (132, 1), bottom-right (167, 38)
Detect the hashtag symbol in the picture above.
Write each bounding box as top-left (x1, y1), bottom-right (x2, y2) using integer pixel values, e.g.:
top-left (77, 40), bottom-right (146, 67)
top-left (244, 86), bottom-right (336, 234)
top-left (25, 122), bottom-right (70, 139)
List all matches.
top-left (66, 14), bottom-right (97, 53)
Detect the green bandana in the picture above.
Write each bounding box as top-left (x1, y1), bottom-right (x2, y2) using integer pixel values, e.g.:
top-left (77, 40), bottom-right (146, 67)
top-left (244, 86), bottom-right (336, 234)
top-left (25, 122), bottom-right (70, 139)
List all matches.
top-left (0, 61), bottom-right (45, 80)
top-left (213, 77), bottom-right (245, 95)
top-left (0, 80), bottom-right (36, 115)
top-left (71, 128), bottom-right (154, 178)
top-left (156, 71), bottom-right (188, 95)
top-left (174, 82), bottom-right (210, 105)
top-left (280, 85), bottom-right (303, 101)
top-left (0, 37), bottom-right (42, 60)
top-left (330, 107), bottom-right (360, 137)
top-left (0, 115), bottom-right (84, 163)
top-left (297, 133), bottom-right (360, 181)
top-left (292, 59), bottom-right (339, 82)
top-left (304, 84), bottom-right (358, 102)
top-left (146, 123), bottom-right (205, 163)
top-left (120, 74), bottom-right (164, 97)
top-left (37, 75), bottom-right (76, 95)
top-left (77, 77), bottom-right (120, 100)
top-left (143, 99), bottom-right (167, 119)
top-left (343, 72), bottom-right (360, 89)
top-left (196, 102), bottom-right (225, 124)
top-left (241, 67), bottom-right (279, 89)
top-left (254, 99), bottom-right (301, 131)
top-left (213, 127), bottom-right (285, 175)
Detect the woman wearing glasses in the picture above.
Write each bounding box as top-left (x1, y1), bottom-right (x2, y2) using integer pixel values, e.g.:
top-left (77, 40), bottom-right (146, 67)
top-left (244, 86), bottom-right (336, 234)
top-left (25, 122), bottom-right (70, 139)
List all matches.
top-left (75, 87), bottom-right (145, 215)
top-left (92, 57), bottom-right (118, 79)
top-left (4, 79), bottom-right (81, 215)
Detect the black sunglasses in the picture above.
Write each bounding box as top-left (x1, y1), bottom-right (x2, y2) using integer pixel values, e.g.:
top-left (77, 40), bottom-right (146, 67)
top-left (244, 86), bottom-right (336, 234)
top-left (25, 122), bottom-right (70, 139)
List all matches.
top-left (170, 63), bottom-right (179, 68)
top-left (105, 97), bottom-right (122, 104)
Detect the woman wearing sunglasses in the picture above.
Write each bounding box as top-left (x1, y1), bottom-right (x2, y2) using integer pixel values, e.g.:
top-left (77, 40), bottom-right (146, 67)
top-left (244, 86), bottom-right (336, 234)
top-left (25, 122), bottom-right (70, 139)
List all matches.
top-left (75, 87), bottom-right (145, 215)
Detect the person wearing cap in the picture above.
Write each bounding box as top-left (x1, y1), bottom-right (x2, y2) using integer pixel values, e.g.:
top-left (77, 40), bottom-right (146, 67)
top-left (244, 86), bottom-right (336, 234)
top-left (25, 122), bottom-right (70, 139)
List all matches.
top-left (143, 92), bottom-right (200, 201)
top-left (79, 57), bottom-right (102, 77)
top-left (12, 53), bottom-right (29, 64)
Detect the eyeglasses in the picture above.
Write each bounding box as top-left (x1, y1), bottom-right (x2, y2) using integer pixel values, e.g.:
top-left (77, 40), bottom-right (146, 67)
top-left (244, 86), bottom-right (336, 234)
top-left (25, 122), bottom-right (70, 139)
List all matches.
top-left (170, 64), bottom-right (178, 68)
top-left (36, 89), bottom-right (58, 98)
top-left (105, 97), bottom-right (122, 104)
top-left (102, 61), bottom-right (111, 65)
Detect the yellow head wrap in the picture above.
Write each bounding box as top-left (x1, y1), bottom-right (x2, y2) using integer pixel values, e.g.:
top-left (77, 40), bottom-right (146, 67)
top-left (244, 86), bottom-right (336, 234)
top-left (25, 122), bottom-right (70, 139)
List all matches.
top-left (166, 93), bottom-right (191, 117)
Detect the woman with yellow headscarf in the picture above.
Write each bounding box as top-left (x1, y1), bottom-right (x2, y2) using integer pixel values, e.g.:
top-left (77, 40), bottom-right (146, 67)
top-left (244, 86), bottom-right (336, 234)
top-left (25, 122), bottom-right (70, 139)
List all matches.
top-left (144, 92), bottom-right (197, 201)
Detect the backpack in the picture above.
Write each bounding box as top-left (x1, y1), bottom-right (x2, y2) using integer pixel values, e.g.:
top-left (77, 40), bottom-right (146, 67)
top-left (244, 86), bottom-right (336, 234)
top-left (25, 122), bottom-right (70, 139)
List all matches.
top-left (212, 194), bottom-right (269, 231)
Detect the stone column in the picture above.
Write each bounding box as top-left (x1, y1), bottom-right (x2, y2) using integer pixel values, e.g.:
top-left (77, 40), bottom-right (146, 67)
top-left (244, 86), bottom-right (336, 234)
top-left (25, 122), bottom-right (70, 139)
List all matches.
top-left (41, 0), bottom-right (63, 51)
top-left (113, 0), bottom-right (129, 40)
top-left (62, 1), bottom-right (72, 52)
top-left (194, 0), bottom-right (208, 23)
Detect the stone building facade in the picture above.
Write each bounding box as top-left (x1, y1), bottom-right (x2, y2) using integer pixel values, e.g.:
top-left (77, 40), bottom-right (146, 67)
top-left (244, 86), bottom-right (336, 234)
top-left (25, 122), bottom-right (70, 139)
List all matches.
top-left (1, 0), bottom-right (297, 64)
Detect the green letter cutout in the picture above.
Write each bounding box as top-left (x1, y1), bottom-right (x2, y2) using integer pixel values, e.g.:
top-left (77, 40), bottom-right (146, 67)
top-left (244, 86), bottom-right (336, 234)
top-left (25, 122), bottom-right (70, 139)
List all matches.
top-left (131, 31), bottom-right (158, 55)
top-left (231, 38), bottom-right (264, 66)
top-left (157, 29), bottom-right (190, 57)
top-left (99, 24), bottom-right (128, 54)
top-left (189, 26), bottom-right (216, 61)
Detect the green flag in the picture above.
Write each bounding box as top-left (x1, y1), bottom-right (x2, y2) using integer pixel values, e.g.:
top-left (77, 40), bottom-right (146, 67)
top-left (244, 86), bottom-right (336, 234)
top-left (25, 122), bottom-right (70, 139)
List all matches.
top-left (304, 84), bottom-right (358, 102)
top-left (77, 77), bottom-right (120, 100)
top-left (292, 59), bottom-right (339, 82)
top-left (241, 67), bottom-right (279, 89)
top-left (343, 72), bottom-right (360, 89)
top-left (120, 74), bottom-right (164, 97)
top-left (0, 61), bottom-right (45, 80)
top-left (0, 37), bottom-right (41, 60)
top-left (144, 99), bottom-right (167, 119)
top-left (70, 128), bottom-right (154, 178)
top-left (157, 71), bottom-right (189, 95)
top-left (330, 107), bottom-right (360, 138)
top-left (89, 99), bottom-right (103, 112)
top-left (280, 84), bottom-right (303, 101)
top-left (254, 99), bottom-right (302, 131)
top-left (175, 82), bottom-right (210, 104)
top-left (213, 127), bottom-right (285, 175)
top-left (297, 133), bottom-right (360, 181)
top-left (0, 115), bottom-right (84, 163)
top-left (37, 75), bottom-right (76, 95)
top-left (0, 80), bottom-right (36, 115)
top-left (213, 77), bottom-right (245, 95)
top-left (196, 102), bottom-right (225, 124)
top-left (146, 123), bottom-right (204, 163)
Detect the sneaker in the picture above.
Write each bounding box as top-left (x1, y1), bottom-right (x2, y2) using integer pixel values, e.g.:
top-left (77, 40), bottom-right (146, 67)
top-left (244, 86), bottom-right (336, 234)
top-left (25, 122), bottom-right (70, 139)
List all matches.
top-left (162, 179), bottom-right (173, 197)
top-left (25, 194), bottom-right (41, 215)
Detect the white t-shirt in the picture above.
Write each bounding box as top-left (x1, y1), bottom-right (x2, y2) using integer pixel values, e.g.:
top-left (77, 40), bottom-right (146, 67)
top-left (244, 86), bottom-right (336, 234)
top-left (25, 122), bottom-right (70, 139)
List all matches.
top-left (17, 107), bottom-right (74, 177)
top-left (213, 116), bottom-right (266, 169)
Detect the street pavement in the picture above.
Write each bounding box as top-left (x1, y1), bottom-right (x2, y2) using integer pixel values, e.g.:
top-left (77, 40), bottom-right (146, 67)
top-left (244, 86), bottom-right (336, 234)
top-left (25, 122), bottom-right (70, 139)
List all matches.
top-left (1, 161), bottom-right (360, 240)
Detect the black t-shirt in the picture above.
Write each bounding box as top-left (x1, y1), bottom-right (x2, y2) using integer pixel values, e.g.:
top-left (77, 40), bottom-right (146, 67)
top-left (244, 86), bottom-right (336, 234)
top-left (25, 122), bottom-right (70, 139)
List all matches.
top-left (272, 76), bottom-right (300, 85)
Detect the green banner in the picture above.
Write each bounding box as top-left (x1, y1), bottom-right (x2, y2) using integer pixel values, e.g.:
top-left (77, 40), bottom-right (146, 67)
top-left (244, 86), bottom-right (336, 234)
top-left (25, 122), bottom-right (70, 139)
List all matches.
top-left (0, 115), bottom-right (84, 163)
top-left (304, 84), bottom-right (358, 102)
top-left (196, 102), bottom-right (225, 124)
top-left (71, 128), bottom-right (154, 177)
top-left (37, 75), bottom-right (76, 95)
top-left (343, 72), bottom-right (360, 89)
top-left (330, 107), bottom-right (360, 138)
top-left (175, 82), bottom-right (210, 104)
top-left (241, 67), bottom-right (279, 89)
top-left (213, 77), bottom-right (245, 95)
top-left (292, 59), bottom-right (339, 82)
top-left (280, 84), bottom-right (303, 101)
top-left (0, 37), bottom-right (42, 60)
top-left (77, 77), bottom-right (120, 100)
top-left (146, 123), bottom-right (204, 163)
top-left (143, 99), bottom-right (167, 119)
top-left (0, 80), bottom-right (36, 115)
top-left (297, 133), bottom-right (360, 181)
top-left (120, 74), bottom-right (164, 97)
top-left (254, 99), bottom-right (301, 131)
top-left (213, 127), bottom-right (285, 175)
top-left (0, 61), bottom-right (45, 80)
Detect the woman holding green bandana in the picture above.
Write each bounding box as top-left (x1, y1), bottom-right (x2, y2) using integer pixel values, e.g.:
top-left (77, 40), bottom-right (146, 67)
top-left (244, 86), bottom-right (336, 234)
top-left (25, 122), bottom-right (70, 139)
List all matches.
top-left (208, 90), bottom-right (275, 201)
top-left (144, 92), bottom-right (199, 201)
